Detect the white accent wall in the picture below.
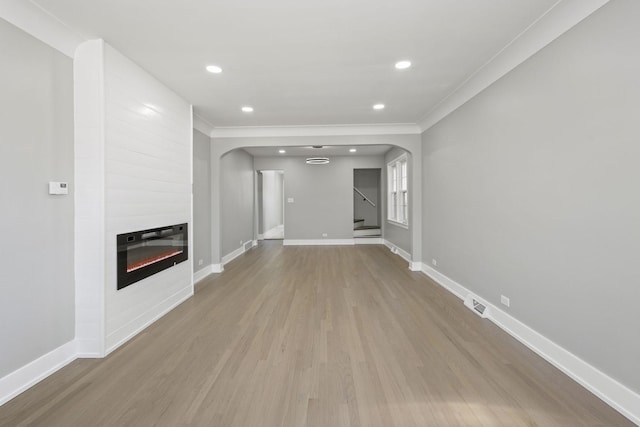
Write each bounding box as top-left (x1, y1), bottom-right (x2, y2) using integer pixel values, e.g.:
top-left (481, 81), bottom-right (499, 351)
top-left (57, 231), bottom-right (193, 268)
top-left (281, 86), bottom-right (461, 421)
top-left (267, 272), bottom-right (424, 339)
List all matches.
top-left (75, 40), bottom-right (193, 355)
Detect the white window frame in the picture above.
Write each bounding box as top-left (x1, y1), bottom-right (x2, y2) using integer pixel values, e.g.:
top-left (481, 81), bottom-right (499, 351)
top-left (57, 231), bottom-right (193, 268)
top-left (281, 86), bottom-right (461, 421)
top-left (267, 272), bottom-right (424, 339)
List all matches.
top-left (387, 154), bottom-right (408, 228)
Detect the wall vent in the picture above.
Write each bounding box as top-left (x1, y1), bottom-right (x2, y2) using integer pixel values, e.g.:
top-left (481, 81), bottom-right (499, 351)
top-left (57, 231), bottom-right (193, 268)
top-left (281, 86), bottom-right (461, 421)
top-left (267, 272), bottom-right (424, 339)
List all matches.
top-left (472, 299), bottom-right (486, 315)
top-left (464, 294), bottom-right (491, 319)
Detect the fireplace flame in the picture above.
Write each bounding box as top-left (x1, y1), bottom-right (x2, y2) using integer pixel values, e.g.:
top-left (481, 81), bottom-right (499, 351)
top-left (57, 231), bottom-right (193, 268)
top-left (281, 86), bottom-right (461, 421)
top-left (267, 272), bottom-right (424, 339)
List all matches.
top-left (127, 250), bottom-right (183, 273)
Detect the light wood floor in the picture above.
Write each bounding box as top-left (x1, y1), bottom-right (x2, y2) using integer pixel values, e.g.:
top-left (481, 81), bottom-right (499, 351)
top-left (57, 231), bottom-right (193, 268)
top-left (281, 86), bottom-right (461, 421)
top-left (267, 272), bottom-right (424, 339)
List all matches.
top-left (0, 242), bottom-right (632, 426)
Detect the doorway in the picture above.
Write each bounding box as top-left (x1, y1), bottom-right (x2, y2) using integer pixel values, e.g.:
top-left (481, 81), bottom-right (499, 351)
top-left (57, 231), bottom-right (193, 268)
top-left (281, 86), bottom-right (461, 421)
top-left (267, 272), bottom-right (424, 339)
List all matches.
top-left (258, 170), bottom-right (284, 240)
top-left (353, 168), bottom-right (381, 238)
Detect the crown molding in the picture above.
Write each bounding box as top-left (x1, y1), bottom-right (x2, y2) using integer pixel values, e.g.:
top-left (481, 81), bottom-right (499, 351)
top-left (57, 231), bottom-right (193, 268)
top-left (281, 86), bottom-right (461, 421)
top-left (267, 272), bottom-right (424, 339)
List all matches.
top-left (193, 114), bottom-right (215, 137)
top-left (418, 0), bottom-right (610, 132)
top-left (0, 0), bottom-right (86, 57)
top-left (211, 123), bottom-right (421, 139)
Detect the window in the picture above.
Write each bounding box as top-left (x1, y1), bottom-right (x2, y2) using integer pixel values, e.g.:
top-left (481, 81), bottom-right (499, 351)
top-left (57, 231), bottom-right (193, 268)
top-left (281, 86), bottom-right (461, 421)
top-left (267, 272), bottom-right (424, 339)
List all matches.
top-left (387, 154), bottom-right (408, 226)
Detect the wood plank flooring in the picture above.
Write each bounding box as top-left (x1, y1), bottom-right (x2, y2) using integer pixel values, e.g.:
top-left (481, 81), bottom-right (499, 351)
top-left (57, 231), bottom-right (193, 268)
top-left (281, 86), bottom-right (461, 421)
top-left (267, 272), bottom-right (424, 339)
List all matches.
top-left (0, 242), bottom-right (633, 426)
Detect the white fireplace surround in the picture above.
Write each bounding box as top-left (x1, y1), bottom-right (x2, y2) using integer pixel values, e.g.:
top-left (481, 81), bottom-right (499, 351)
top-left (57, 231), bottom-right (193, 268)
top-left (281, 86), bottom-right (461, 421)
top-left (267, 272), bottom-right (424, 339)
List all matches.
top-left (74, 39), bottom-right (194, 358)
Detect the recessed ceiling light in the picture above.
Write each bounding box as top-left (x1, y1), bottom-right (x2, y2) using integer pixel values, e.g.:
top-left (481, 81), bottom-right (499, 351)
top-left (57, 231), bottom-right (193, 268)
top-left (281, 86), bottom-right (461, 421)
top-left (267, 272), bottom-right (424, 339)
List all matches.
top-left (241, 106), bottom-right (254, 113)
top-left (279, 149), bottom-right (286, 154)
top-left (205, 65), bottom-right (222, 74)
top-left (349, 148), bottom-right (357, 153)
top-left (373, 104), bottom-right (385, 110)
top-left (395, 60), bottom-right (412, 70)
top-left (306, 157), bottom-right (330, 165)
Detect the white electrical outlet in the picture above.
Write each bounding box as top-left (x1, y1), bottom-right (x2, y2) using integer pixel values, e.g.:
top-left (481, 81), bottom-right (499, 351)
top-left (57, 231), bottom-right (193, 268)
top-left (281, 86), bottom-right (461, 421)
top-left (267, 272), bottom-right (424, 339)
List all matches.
top-left (501, 295), bottom-right (510, 307)
top-left (287, 197), bottom-right (294, 203)
top-left (198, 259), bottom-right (203, 266)
top-left (322, 233), bottom-right (328, 237)
top-left (432, 259), bottom-right (437, 266)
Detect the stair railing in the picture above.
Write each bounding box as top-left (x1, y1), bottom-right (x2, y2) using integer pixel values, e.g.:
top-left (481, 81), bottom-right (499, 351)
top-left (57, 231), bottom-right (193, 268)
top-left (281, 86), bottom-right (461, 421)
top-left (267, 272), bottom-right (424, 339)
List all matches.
top-left (353, 187), bottom-right (376, 207)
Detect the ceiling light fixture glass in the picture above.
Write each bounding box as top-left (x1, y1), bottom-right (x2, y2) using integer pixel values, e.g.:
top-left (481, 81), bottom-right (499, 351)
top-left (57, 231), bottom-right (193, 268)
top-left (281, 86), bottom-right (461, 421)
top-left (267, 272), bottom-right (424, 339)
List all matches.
top-left (373, 104), bottom-right (385, 110)
top-left (241, 106), bottom-right (254, 113)
top-left (279, 149), bottom-right (286, 154)
top-left (395, 60), bottom-right (412, 70)
top-left (305, 157), bottom-right (330, 165)
top-left (349, 148), bottom-right (357, 153)
top-left (206, 65), bottom-right (222, 74)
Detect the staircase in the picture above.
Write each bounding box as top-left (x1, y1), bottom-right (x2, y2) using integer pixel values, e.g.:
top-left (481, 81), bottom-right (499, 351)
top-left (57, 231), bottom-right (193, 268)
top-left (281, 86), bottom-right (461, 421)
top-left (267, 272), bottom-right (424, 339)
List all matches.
top-left (354, 219), bottom-right (381, 237)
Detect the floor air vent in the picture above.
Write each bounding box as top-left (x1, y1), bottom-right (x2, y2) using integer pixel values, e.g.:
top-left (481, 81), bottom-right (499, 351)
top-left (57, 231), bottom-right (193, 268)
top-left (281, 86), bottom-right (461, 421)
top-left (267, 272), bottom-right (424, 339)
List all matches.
top-left (464, 294), bottom-right (491, 319)
top-left (472, 299), bottom-right (486, 315)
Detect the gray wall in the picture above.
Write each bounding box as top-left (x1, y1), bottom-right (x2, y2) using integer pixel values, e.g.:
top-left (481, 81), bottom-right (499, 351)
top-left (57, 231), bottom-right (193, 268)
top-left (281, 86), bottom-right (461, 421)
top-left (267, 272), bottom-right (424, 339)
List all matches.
top-left (0, 19), bottom-right (74, 377)
top-left (193, 129), bottom-right (211, 271)
top-left (384, 147), bottom-right (412, 253)
top-left (353, 169), bottom-right (380, 226)
top-left (221, 149), bottom-right (255, 257)
top-left (261, 170), bottom-right (284, 233)
top-left (421, 0), bottom-right (640, 394)
top-left (254, 156), bottom-right (383, 240)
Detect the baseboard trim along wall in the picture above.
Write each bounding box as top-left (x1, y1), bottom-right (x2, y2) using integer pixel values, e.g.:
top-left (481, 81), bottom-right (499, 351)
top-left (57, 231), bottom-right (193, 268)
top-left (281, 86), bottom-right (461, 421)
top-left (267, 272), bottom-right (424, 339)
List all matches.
top-left (419, 263), bottom-right (640, 426)
top-left (382, 239), bottom-right (416, 267)
top-left (221, 240), bottom-right (255, 266)
top-left (194, 265), bottom-right (214, 284)
top-left (283, 239), bottom-right (355, 246)
top-left (105, 286), bottom-right (193, 355)
top-left (354, 237), bottom-right (383, 245)
top-left (0, 340), bottom-right (77, 406)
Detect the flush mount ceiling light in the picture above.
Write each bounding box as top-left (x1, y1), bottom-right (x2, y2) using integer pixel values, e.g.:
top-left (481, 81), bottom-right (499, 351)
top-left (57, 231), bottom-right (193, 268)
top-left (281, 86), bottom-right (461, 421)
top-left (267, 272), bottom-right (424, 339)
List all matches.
top-left (278, 149), bottom-right (286, 154)
top-left (349, 148), bottom-right (357, 153)
top-left (395, 60), bottom-right (412, 70)
top-left (311, 145), bottom-right (324, 149)
top-left (305, 157), bottom-right (330, 165)
top-left (373, 103), bottom-right (385, 110)
top-left (241, 106), bottom-right (254, 113)
top-left (205, 65), bottom-right (222, 74)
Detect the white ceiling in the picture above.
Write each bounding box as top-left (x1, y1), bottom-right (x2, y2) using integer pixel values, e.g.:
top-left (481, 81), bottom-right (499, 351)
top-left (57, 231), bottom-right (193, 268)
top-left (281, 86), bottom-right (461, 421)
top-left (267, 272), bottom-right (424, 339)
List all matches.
top-left (243, 144), bottom-right (392, 157)
top-left (31, 0), bottom-right (559, 129)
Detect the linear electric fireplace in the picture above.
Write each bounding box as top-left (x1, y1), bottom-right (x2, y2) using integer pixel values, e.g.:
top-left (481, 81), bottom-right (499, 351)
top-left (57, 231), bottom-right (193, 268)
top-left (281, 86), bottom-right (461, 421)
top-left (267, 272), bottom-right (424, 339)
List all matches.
top-left (117, 223), bottom-right (188, 290)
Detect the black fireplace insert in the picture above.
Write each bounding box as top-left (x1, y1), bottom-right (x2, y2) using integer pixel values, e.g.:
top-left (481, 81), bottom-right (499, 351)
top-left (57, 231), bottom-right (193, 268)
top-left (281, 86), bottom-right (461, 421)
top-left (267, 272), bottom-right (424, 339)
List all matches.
top-left (117, 223), bottom-right (188, 290)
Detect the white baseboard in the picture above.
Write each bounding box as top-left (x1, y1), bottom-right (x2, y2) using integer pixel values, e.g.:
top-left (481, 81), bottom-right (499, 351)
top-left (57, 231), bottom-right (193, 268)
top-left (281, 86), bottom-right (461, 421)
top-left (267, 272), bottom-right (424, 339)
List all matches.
top-left (194, 265), bottom-right (214, 284)
top-left (354, 237), bottom-right (383, 244)
top-left (75, 340), bottom-right (103, 359)
top-left (409, 261), bottom-right (422, 272)
top-left (221, 240), bottom-right (255, 266)
top-left (283, 239), bottom-right (354, 246)
top-left (222, 246), bottom-right (244, 265)
top-left (0, 339), bottom-right (77, 406)
top-left (383, 240), bottom-right (414, 266)
top-left (105, 286), bottom-right (193, 355)
top-left (419, 263), bottom-right (640, 426)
